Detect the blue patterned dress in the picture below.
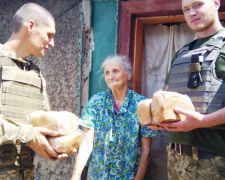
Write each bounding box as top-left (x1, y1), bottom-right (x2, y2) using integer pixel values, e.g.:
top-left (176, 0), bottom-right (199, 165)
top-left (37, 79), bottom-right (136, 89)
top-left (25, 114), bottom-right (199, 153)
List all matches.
top-left (80, 89), bottom-right (159, 180)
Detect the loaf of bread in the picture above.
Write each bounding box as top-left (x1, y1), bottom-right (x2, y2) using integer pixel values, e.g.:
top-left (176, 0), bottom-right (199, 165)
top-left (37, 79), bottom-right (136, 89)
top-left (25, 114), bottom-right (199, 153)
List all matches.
top-left (28, 110), bottom-right (80, 135)
top-left (137, 99), bottom-right (153, 126)
top-left (151, 91), bottom-right (195, 123)
top-left (48, 130), bottom-right (82, 153)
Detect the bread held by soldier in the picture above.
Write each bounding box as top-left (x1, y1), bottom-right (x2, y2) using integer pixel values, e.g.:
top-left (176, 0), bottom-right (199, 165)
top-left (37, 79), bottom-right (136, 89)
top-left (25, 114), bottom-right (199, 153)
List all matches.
top-left (49, 130), bottom-right (82, 153)
top-left (137, 91), bottom-right (195, 125)
top-left (27, 110), bottom-right (79, 135)
top-left (151, 91), bottom-right (195, 123)
top-left (27, 110), bottom-right (83, 153)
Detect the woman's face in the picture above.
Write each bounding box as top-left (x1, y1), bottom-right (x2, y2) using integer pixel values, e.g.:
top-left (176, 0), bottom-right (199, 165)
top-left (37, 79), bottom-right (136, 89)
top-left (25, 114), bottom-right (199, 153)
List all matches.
top-left (104, 61), bottom-right (130, 90)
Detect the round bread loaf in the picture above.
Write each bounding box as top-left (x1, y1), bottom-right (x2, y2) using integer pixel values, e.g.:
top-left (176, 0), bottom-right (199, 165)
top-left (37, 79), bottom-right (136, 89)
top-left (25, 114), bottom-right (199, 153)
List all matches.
top-left (151, 91), bottom-right (195, 123)
top-left (28, 110), bottom-right (79, 135)
top-left (137, 99), bottom-right (153, 126)
top-left (48, 130), bottom-right (82, 153)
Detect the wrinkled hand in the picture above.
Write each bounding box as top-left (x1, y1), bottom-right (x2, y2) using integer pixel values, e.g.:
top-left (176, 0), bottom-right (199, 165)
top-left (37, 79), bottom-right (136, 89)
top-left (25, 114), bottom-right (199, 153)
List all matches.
top-left (28, 127), bottom-right (59, 160)
top-left (158, 107), bottom-right (205, 132)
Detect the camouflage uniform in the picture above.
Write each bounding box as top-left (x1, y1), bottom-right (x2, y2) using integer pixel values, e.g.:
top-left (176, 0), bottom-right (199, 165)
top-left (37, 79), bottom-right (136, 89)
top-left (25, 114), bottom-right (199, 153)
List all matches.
top-left (167, 144), bottom-right (225, 180)
top-left (0, 44), bottom-right (49, 180)
top-left (166, 29), bottom-right (225, 180)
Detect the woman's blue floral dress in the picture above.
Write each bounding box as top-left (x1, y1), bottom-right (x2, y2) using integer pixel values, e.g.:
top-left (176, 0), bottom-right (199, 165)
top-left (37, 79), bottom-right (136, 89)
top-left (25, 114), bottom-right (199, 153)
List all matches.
top-left (80, 89), bottom-right (159, 180)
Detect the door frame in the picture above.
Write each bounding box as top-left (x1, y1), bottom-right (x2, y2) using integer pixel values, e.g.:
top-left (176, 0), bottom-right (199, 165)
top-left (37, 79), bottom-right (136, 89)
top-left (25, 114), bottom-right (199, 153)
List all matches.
top-left (118, 0), bottom-right (225, 93)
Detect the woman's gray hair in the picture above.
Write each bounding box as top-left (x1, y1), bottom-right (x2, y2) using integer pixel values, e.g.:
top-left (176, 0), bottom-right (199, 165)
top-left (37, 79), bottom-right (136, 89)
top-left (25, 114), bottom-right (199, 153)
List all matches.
top-left (12, 3), bottom-right (55, 33)
top-left (98, 55), bottom-right (133, 89)
top-left (101, 55), bottom-right (133, 78)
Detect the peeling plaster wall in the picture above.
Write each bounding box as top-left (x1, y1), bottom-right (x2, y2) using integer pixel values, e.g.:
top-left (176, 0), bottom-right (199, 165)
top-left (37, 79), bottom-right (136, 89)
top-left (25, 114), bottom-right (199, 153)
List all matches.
top-left (81, 0), bottom-right (93, 107)
top-left (0, 0), bottom-right (84, 179)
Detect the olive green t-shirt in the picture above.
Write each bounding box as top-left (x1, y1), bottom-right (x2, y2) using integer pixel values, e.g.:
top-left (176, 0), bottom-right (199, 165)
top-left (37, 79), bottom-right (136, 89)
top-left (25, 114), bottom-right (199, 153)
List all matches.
top-left (166, 28), bottom-right (225, 157)
top-left (165, 29), bottom-right (225, 84)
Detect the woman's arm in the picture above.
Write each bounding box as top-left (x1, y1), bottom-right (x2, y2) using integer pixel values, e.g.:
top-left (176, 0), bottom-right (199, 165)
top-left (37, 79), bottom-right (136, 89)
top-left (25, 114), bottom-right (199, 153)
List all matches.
top-left (71, 127), bottom-right (94, 180)
top-left (134, 137), bottom-right (152, 180)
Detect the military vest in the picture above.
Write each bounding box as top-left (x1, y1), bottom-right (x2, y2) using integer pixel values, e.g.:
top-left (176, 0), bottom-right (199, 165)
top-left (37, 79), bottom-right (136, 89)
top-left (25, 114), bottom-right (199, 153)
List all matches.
top-left (168, 31), bottom-right (225, 129)
top-left (0, 56), bottom-right (44, 123)
top-left (0, 56), bottom-right (45, 167)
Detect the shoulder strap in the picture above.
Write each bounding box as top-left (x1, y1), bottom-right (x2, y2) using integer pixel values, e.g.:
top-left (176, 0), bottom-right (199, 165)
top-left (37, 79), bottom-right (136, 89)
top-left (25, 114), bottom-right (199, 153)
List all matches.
top-left (178, 29), bottom-right (225, 56)
top-left (0, 56), bottom-right (16, 66)
top-left (211, 28), bottom-right (225, 39)
top-left (177, 39), bottom-right (198, 56)
top-left (0, 57), bottom-right (40, 75)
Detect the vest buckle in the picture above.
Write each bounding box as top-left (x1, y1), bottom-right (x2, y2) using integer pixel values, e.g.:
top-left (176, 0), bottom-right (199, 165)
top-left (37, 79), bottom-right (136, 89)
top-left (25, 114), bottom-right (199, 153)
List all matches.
top-left (187, 54), bottom-right (203, 88)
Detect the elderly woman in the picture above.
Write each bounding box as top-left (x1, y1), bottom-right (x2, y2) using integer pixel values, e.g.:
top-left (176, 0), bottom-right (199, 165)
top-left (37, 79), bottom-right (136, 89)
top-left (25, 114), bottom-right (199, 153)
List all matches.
top-left (71, 55), bottom-right (159, 180)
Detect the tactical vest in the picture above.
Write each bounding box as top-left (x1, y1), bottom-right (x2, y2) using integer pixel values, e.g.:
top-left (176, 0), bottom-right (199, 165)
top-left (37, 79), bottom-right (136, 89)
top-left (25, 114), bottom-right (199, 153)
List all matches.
top-left (168, 31), bottom-right (225, 129)
top-left (0, 56), bottom-right (45, 167)
top-left (0, 56), bottom-right (44, 122)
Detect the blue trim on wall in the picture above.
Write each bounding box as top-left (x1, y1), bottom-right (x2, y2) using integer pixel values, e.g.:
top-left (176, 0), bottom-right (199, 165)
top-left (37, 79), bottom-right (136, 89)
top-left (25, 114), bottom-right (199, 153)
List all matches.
top-left (89, 0), bottom-right (118, 98)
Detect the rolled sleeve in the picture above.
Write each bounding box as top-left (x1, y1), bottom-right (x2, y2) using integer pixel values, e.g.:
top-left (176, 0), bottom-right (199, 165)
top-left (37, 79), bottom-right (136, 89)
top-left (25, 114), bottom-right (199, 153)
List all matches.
top-left (0, 115), bottom-right (33, 145)
top-left (18, 124), bottom-right (33, 144)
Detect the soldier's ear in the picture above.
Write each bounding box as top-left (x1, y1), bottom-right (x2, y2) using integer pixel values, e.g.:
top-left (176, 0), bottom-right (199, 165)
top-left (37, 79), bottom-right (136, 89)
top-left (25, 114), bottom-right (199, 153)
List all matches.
top-left (27, 20), bottom-right (35, 34)
top-left (214, 0), bottom-right (220, 10)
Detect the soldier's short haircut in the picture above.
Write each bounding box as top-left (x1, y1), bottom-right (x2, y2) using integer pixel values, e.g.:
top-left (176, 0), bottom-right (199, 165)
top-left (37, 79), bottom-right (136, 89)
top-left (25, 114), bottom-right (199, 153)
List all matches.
top-left (12, 3), bottom-right (55, 33)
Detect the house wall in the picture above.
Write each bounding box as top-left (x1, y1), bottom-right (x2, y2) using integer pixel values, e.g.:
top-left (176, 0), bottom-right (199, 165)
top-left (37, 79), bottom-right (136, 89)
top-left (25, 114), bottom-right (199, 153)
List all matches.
top-left (0, 0), bottom-right (84, 179)
top-left (88, 0), bottom-right (119, 98)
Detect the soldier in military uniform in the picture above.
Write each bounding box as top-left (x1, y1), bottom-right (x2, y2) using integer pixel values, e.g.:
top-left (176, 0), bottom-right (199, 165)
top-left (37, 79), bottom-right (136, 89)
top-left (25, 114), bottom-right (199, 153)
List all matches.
top-left (0, 3), bottom-right (74, 180)
top-left (149, 0), bottom-right (225, 179)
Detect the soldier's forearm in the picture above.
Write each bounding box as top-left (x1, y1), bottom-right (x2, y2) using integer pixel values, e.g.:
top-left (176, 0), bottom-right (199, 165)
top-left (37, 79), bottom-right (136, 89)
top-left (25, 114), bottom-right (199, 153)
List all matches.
top-left (202, 107), bottom-right (225, 128)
